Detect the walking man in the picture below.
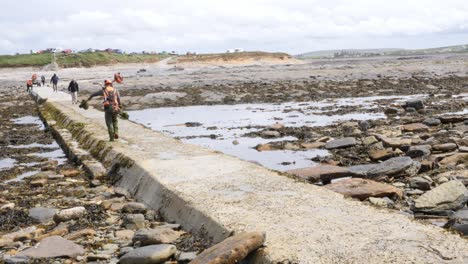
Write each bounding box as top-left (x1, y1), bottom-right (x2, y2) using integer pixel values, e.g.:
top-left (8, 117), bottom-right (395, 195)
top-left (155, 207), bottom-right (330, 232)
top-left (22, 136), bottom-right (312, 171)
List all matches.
top-left (50, 73), bottom-right (59, 92)
top-left (68, 79), bottom-right (79, 104)
top-left (85, 80), bottom-right (122, 141)
top-left (41, 75), bottom-right (46, 86)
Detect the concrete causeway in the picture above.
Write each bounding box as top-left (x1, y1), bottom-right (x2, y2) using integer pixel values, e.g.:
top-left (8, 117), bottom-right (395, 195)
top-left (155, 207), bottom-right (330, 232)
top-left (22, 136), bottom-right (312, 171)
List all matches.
top-left (35, 88), bottom-right (468, 263)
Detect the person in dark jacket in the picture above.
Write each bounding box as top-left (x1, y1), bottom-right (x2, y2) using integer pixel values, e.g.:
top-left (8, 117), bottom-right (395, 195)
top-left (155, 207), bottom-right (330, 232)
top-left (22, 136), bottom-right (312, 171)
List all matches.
top-left (86, 80), bottom-right (122, 141)
top-left (50, 73), bottom-right (59, 92)
top-left (41, 75), bottom-right (46, 86)
top-left (68, 79), bottom-right (79, 104)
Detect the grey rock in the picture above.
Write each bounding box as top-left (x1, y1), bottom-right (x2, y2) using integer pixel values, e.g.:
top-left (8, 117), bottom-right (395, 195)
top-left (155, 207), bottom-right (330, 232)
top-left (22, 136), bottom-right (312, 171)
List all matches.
top-left (453, 224), bottom-right (468, 235)
top-left (16, 236), bottom-right (85, 259)
top-left (349, 157), bottom-right (421, 178)
top-left (325, 137), bottom-right (357, 149)
top-left (409, 176), bottom-right (432, 191)
top-left (133, 227), bottom-right (183, 245)
top-left (178, 251), bottom-right (197, 262)
top-left (453, 209), bottom-right (468, 221)
top-left (53, 206), bottom-right (86, 223)
top-left (4, 257), bottom-right (30, 264)
top-left (405, 99), bottom-right (424, 110)
top-left (29, 207), bottom-right (57, 224)
top-left (119, 247), bottom-right (134, 257)
top-left (413, 180), bottom-right (468, 213)
top-left (423, 118), bottom-right (441, 126)
top-left (123, 214), bottom-right (146, 230)
top-left (122, 202), bottom-right (147, 214)
top-left (407, 145), bottom-right (431, 158)
top-left (432, 143), bottom-right (458, 152)
top-left (119, 244), bottom-right (176, 264)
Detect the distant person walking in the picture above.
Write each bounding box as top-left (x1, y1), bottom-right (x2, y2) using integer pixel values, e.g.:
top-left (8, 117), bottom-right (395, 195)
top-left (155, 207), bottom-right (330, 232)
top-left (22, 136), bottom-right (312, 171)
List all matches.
top-left (85, 80), bottom-right (122, 141)
top-left (41, 75), bottom-right (46, 86)
top-left (50, 73), bottom-right (59, 92)
top-left (26, 80), bottom-right (33, 92)
top-left (68, 79), bottom-right (79, 104)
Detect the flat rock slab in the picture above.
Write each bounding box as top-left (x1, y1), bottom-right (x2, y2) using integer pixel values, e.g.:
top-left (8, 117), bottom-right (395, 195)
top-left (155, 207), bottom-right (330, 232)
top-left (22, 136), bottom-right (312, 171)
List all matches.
top-left (414, 180), bottom-right (468, 213)
top-left (349, 156), bottom-right (420, 178)
top-left (119, 244), bottom-right (176, 264)
top-left (286, 165), bottom-right (352, 183)
top-left (402, 123), bottom-right (429, 133)
top-left (190, 232), bottom-right (265, 264)
top-left (133, 227), bottom-right (184, 245)
top-left (16, 236), bottom-right (84, 259)
top-left (325, 178), bottom-right (402, 200)
top-left (325, 137), bottom-right (357, 149)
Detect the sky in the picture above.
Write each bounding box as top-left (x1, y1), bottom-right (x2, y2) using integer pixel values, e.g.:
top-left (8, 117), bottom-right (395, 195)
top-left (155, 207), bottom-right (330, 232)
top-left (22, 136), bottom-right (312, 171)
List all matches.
top-left (0, 0), bottom-right (467, 55)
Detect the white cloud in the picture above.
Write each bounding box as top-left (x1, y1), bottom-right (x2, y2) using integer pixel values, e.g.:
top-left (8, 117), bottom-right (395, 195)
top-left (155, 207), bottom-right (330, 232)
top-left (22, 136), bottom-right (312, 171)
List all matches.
top-left (0, 0), bottom-right (467, 54)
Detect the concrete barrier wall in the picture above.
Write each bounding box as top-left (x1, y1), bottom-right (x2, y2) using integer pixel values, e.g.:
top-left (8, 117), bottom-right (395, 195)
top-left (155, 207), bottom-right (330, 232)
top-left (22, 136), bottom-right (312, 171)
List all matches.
top-left (35, 89), bottom-right (468, 264)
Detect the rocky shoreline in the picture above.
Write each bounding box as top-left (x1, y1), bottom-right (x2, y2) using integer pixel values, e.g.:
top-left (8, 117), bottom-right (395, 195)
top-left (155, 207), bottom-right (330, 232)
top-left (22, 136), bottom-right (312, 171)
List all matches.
top-left (252, 96), bottom-right (468, 235)
top-left (0, 88), bottom-right (264, 263)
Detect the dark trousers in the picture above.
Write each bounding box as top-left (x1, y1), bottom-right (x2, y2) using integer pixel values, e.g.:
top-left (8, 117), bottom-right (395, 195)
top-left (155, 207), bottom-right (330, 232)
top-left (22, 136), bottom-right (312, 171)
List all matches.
top-left (105, 111), bottom-right (119, 141)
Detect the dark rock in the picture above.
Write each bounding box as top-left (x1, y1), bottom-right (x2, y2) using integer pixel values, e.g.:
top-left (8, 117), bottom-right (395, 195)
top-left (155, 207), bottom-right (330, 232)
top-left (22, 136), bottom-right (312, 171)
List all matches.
top-left (439, 115), bottom-right (465, 124)
top-left (409, 176), bottom-right (432, 191)
top-left (407, 145), bottom-right (431, 158)
top-left (423, 118), bottom-right (441, 126)
top-left (405, 99), bottom-right (424, 110)
top-left (384, 107), bottom-right (399, 115)
top-left (114, 187), bottom-right (131, 198)
top-left (286, 165), bottom-right (353, 183)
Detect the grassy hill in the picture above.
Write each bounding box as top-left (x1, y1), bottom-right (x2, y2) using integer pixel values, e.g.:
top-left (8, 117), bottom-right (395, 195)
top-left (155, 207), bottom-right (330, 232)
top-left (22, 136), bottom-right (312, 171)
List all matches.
top-left (297, 44), bottom-right (468, 59)
top-left (0, 52), bottom-right (169, 68)
top-left (168, 51), bottom-right (293, 64)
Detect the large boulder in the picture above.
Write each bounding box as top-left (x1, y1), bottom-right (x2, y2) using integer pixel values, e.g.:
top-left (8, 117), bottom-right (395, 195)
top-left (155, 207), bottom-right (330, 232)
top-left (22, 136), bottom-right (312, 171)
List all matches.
top-left (413, 181), bottom-right (468, 214)
top-left (119, 244), bottom-right (176, 264)
top-left (349, 157), bottom-right (420, 178)
top-left (16, 236), bottom-right (84, 259)
top-left (325, 137), bottom-right (357, 149)
top-left (190, 232), bottom-right (265, 264)
top-left (286, 165), bottom-right (353, 183)
top-left (325, 178), bottom-right (402, 200)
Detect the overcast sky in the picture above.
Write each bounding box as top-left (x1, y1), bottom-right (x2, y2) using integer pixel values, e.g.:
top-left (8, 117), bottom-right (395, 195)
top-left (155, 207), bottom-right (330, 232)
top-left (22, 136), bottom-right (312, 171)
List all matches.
top-left (1, 0), bottom-right (467, 55)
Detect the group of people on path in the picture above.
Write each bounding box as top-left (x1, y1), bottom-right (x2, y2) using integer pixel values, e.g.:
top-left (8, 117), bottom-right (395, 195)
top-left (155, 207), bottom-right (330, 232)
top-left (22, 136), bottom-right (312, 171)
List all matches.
top-left (26, 72), bottom-right (124, 142)
top-left (26, 73), bottom-right (59, 92)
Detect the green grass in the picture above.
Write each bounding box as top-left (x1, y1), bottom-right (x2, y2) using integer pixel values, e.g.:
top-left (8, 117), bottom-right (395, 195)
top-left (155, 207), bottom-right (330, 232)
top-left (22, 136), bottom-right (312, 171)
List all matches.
top-left (56, 52), bottom-right (169, 68)
top-left (0, 52), bottom-right (169, 68)
top-left (0, 53), bottom-right (53, 68)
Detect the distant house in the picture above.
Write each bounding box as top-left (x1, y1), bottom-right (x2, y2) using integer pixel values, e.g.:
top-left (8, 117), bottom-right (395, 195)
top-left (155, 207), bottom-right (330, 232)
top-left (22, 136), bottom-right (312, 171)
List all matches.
top-left (169, 51), bottom-right (178, 55)
top-left (226, 49), bottom-right (235, 53)
top-left (62, 49), bottom-right (72, 53)
top-left (227, 48), bottom-right (244, 53)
